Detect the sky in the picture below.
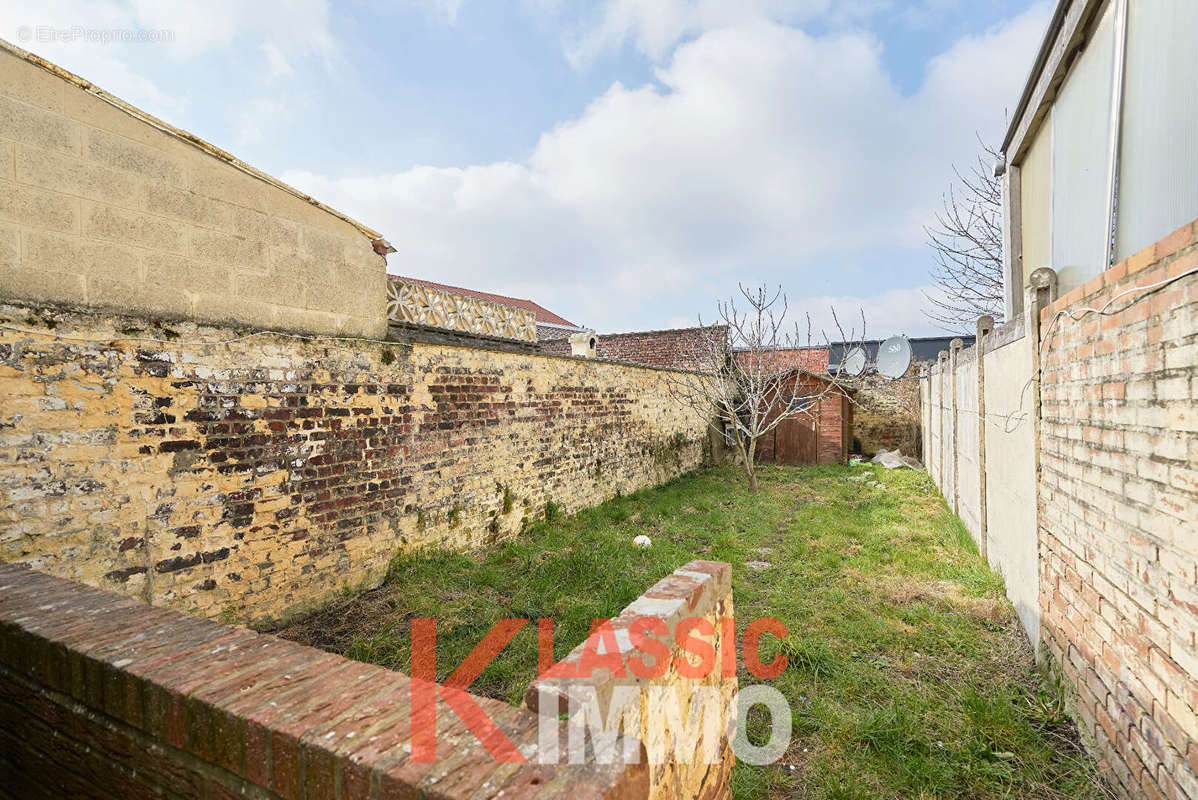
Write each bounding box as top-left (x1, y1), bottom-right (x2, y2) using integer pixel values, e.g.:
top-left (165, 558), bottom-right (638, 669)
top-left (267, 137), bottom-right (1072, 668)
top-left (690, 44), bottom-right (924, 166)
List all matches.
top-left (1, 0), bottom-right (1050, 337)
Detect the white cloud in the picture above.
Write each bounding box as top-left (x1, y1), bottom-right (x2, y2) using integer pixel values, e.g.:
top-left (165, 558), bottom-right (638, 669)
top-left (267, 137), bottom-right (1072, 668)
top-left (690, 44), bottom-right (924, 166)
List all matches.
top-left (563, 0), bottom-right (825, 67)
top-left (408, 0), bottom-right (464, 25)
top-left (795, 285), bottom-right (956, 341)
top-left (261, 40), bottom-right (295, 80)
top-left (284, 4), bottom-right (1048, 335)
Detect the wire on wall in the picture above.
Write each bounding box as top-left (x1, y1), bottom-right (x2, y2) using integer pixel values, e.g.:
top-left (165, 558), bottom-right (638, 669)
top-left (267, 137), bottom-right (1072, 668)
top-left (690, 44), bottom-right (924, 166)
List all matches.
top-left (926, 264), bottom-right (1198, 435)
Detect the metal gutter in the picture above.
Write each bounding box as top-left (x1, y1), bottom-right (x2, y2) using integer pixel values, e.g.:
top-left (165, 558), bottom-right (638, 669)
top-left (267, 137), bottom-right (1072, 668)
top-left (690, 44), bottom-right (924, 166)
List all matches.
top-left (1101, 0), bottom-right (1128, 268)
top-left (1001, 0), bottom-right (1072, 154)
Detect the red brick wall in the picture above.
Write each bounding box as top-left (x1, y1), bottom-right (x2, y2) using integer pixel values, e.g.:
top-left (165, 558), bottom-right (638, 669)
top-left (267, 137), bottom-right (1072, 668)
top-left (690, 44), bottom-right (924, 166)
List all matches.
top-left (541, 327), bottom-right (728, 372)
top-left (596, 327), bottom-right (726, 370)
top-left (0, 562), bottom-right (651, 800)
top-left (1039, 218), bottom-right (1198, 800)
top-left (733, 347), bottom-right (828, 373)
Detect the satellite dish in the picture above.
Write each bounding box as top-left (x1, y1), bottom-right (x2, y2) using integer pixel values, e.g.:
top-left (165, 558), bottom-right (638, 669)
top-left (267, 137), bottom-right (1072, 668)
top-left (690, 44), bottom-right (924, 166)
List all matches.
top-left (876, 335), bottom-right (913, 379)
top-left (842, 347), bottom-right (867, 377)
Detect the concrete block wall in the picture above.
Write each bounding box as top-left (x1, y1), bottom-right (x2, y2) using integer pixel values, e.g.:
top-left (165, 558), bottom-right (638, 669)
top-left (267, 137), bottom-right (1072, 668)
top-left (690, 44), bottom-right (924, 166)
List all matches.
top-left (0, 302), bottom-right (712, 625)
top-left (0, 42), bottom-right (386, 338)
top-left (980, 318), bottom-right (1039, 644)
top-left (527, 561), bottom-right (736, 800)
top-left (924, 325), bottom-right (1040, 639)
top-left (0, 561), bottom-right (650, 800)
top-left (1038, 220), bottom-right (1197, 800)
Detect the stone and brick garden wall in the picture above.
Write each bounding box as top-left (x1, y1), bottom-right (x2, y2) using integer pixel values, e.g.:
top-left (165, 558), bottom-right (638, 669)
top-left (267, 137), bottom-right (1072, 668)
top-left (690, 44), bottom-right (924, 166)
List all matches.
top-left (849, 372), bottom-right (920, 457)
top-left (0, 303), bottom-right (713, 626)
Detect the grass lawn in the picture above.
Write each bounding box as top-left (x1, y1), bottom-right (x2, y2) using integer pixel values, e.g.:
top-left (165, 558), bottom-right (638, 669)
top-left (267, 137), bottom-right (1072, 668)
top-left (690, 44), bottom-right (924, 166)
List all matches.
top-left (272, 464), bottom-right (1108, 799)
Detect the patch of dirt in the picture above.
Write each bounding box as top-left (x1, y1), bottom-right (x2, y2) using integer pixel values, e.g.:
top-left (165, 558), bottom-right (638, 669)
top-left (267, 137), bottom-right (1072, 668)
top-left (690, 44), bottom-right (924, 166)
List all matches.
top-left (881, 579), bottom-right (1011, 624)
top-left (268, 584), bottom-right (404, 651)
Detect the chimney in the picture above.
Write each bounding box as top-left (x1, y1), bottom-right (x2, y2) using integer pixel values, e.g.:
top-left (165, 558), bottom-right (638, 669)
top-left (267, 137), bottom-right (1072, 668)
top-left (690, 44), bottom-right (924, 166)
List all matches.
top-left (569, 331), bottom-right (597, 358)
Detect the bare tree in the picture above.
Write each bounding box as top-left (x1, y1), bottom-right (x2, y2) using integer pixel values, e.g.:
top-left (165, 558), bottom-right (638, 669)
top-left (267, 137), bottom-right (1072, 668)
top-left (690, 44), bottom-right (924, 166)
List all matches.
top-left (664, 285), bottom-right (863, 493)
top-left (924, 139), bottom-right (1005, 329)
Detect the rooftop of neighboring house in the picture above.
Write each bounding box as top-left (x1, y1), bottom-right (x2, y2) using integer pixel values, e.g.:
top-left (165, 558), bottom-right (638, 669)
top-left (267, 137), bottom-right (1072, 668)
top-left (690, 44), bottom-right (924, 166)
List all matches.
top-left (828, 336), bottom-right (976, 365)
top-left (731, 336), bottom-right (977, 374)
top-left (389, 275), bottom-right (582, 328)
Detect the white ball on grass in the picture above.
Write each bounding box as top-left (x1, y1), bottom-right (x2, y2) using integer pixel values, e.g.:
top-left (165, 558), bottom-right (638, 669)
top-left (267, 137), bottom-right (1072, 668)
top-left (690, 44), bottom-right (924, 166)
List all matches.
top-left (633, 534), bottom-right (652, 549)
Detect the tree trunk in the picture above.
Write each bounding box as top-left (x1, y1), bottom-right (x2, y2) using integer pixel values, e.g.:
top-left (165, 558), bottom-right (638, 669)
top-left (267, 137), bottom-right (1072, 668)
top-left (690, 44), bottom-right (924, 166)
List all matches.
top-left (744, 437), bottom-right (759, 493)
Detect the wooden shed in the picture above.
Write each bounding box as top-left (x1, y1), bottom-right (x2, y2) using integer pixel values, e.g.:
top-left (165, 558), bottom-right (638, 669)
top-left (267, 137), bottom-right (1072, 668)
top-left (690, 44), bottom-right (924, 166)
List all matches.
top-left (754, 370), bottom-right (854, 465)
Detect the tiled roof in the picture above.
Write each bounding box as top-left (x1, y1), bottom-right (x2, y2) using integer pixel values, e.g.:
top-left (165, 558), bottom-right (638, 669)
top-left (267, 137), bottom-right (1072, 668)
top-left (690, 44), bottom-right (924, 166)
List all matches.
top-left (390, 275), bottom-right (579, 328)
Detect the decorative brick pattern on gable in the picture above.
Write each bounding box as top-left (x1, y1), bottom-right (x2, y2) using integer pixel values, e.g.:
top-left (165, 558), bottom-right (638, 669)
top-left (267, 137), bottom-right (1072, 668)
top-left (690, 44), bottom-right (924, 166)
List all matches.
top-left (0, 303), bottom-right (713, 625)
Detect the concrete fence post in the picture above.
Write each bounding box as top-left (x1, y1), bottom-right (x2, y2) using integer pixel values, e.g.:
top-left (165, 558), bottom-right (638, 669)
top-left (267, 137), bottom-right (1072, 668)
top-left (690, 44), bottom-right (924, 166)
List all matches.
top-left (1025, 267), bottom-right (1057, 650)
top-left (919, 364), bottom-right (929, 463)
top-left (976, 315), bottom-right (995, 561)
top-left (938, 351), bottom-right (949, 489)
top-left (949, 339), bottom-right (964, 515)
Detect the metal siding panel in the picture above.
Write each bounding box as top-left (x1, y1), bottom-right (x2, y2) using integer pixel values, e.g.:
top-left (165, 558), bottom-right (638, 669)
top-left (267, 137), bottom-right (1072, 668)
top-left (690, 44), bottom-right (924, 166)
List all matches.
top-left (1115, 0), bottom-right (1198, 260)
top-left (1051, 0), bottom-right (1116, 294)
top-left (1020, 120), bottom-right (1053, 282)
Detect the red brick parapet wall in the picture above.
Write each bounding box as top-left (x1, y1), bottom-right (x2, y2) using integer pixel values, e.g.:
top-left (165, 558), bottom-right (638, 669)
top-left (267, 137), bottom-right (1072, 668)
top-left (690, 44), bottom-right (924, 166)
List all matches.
top-left (0, 561), bottom-right (668, 799)
top-left (1038, 218), bottom-right (1198, 799)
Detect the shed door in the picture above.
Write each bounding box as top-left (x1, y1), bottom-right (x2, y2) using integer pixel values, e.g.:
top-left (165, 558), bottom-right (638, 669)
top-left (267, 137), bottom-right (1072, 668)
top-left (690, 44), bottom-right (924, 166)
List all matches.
top-left (772, 417), bottom-right (819, 465)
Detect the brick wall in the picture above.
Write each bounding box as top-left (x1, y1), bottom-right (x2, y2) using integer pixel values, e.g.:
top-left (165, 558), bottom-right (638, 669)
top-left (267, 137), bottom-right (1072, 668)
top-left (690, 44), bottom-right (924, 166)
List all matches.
top-left (0, 561), bottom-right (651, 800)
top-left (1038, 219), bottom-right (1198, 800)
top-left (527, 561), bottom-right (736, 800)
top-left (0, 302), bottom-right (714, 625)
top-left (542, 327), bottom-right (728, 372)
top-left (816, 389), bottom-right (853, 465)
top-left (0, 41), bottom-right (386, 338)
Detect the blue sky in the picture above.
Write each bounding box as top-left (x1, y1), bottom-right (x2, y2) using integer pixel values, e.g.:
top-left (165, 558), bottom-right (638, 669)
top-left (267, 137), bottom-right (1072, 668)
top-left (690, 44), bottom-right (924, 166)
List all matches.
top-left (1, 0), bottom-right (1050, 337)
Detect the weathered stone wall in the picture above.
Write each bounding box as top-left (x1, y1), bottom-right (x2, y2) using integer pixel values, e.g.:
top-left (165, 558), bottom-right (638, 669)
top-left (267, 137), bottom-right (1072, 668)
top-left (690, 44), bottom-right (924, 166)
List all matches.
top-left (527, 561), bottom-right (736, 800)
top-left (0, 303), bottom-right (712, 625)
top-left (850, 371), bottom-right (921, 457)
top-left (0, 41), bottom-right (386, 338)
top-left (0, 561), bottom-right (649, 800)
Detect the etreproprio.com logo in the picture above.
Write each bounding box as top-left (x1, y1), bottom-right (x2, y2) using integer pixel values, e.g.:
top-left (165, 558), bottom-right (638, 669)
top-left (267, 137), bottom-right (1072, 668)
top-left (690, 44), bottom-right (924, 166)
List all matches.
top-left (16, 25), bottom-right (175, 45)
